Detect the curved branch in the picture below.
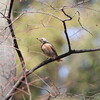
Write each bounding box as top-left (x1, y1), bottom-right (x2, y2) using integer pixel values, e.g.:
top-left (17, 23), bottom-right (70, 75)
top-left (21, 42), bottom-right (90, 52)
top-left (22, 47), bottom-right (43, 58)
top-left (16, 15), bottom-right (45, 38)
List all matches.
top-left (61, 7), bottom-right (72, 51)
top-left (7, 0), bottom-right (26, 72)
top-left (5, 3), bottom-right (100, 100)
top-left (5, 47), bottom-right (100, 100)
top-left (61, 8), bottom-right (72, 21)
top-left (62, 21), bottom-right (71, 51)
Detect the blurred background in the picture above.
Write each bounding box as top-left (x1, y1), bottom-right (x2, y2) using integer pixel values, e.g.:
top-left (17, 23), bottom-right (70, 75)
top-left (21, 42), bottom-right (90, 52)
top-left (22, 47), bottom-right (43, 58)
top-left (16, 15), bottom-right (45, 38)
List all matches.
top-left (13, 0), bottom-right (100, 99)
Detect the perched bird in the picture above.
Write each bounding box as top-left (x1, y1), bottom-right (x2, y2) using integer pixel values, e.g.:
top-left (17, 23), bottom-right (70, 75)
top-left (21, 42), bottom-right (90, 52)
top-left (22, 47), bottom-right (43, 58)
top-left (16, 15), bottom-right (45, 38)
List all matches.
top-left (37, 38), bottom-right (62, 62)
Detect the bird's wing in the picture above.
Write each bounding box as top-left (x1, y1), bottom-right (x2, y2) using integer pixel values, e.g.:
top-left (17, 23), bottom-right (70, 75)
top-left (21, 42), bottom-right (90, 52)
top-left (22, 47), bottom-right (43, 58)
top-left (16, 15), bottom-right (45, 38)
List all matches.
top-left (49, 44), bottom-right (58, 56)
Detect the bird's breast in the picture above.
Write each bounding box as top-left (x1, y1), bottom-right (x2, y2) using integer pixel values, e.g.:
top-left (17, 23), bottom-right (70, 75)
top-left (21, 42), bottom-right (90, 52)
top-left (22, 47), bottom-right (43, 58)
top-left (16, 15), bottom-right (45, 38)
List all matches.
top-left (41, 43), bottom-right (56, 57)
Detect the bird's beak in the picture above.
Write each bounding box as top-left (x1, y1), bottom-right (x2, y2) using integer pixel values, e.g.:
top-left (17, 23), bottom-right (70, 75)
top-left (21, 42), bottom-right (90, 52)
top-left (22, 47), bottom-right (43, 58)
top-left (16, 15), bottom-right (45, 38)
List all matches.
top-left (36, 38), bottom-right (39, 40)
top-left (37, 38), bottom-right (41, 41)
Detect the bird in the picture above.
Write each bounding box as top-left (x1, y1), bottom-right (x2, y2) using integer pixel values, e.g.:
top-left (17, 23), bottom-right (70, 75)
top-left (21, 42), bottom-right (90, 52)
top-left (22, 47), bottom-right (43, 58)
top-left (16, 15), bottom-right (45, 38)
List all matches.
top-left (37, 37), bottom-right (62, 62)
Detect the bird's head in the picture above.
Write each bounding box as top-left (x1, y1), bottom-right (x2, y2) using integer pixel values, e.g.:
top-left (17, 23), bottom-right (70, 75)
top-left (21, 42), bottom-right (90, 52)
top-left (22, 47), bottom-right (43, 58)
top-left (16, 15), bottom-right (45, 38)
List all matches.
top-left (37, 38), bottom-right (48, 44)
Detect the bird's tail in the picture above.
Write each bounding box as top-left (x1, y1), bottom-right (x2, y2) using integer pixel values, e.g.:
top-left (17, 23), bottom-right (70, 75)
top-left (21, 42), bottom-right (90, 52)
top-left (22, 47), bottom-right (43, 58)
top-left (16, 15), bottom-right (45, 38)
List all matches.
top-left (57, 59), bottom-right (63, 62)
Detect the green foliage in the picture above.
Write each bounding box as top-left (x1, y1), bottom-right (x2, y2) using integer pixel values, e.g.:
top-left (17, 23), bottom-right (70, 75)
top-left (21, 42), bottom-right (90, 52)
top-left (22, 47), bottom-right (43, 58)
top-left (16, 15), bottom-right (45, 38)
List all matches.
top-left (13, 0), bottom-right (100, 99)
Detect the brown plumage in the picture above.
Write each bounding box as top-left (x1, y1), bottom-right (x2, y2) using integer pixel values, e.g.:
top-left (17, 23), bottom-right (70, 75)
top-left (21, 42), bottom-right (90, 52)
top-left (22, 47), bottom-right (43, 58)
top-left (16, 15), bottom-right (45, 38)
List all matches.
top-left (37, 38), bottom-right (62, 62)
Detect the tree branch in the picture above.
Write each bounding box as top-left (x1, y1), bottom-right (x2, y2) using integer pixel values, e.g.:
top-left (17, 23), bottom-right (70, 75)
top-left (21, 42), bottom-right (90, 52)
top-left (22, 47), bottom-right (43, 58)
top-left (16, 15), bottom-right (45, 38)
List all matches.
top-left (7, 0), bottom-right (26, 73)
top-left (61, 8), bottom-right (72, 51)
top-left (6, 1), bottom-right (32, 98)
top-left (61, 8), bottom-right (72, 21)
top-left (5, 3), bottom-right (100, 100)
top-left (8, 0), bottom-right (14, 18)
top-left (62, 21), bottom-right (71, 51)
top-left (77, 11), bottom-right (93, 36)
top-left (7, 1), bottom-right (32, 98)
top-left (5, 47), bottom-right (100, 100)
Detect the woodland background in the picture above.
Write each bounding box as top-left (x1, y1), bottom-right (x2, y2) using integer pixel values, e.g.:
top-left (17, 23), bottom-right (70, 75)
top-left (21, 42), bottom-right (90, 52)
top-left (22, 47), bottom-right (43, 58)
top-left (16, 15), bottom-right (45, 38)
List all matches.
top-left (12, 0), bottom-right (100, 99)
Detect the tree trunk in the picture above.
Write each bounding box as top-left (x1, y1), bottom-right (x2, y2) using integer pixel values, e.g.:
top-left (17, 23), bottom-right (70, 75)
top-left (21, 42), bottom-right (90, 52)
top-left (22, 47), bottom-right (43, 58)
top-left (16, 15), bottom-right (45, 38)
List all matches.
top-left (0, 0), bottom-right (16, 99)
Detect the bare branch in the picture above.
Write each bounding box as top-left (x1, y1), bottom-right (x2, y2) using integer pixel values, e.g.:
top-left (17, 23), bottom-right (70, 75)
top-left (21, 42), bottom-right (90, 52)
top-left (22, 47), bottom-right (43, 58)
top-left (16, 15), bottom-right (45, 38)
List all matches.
top-left (6, 1), bottom-right (31, 99)
top-left (8, 0), bottom-right (14, 18)
top-left (72, 0), bottom-right (90, 8)
top-left (4, 1), bottom-right (100, 99)
top-left (61, 8), bottom-right (72, 21)
top-left (77, 11), bottom-right (94, 36)
top-left (62, 21), bottom-right (71, 51)
top-left (5, 47), bottom-right (100, 100)
top-left (0, 13), bottom-right (24, 45)
top-left (7, 0), bottom-right (26, 74)
top-left (61, 7), bottom-right (72, 51)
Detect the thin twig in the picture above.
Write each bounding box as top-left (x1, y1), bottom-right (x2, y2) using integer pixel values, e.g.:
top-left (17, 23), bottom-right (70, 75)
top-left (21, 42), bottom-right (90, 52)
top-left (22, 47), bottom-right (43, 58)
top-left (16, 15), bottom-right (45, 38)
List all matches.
top-left (77, 11), bottom-right (93, 36)
top-left (22, 11), bottom-right (62, 21)
top-left (61, 7), bottom-right (72, 21)
top-left (72, 0), bottom-right (90, 8)
top-left (7, 0), bottom-right (26, 73)
top-left (33, 73), bottom-right (51, 89)
top-left (61, 7), bottom-right (72, 51)
top-left (5, 3), bottom-right (100, 100)
top-left (6, 0), bottom-right (31, 99)
top-left (4, 47), bottom-right (100, 100)
top-left (0, 13), bottom-right (24, 45)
